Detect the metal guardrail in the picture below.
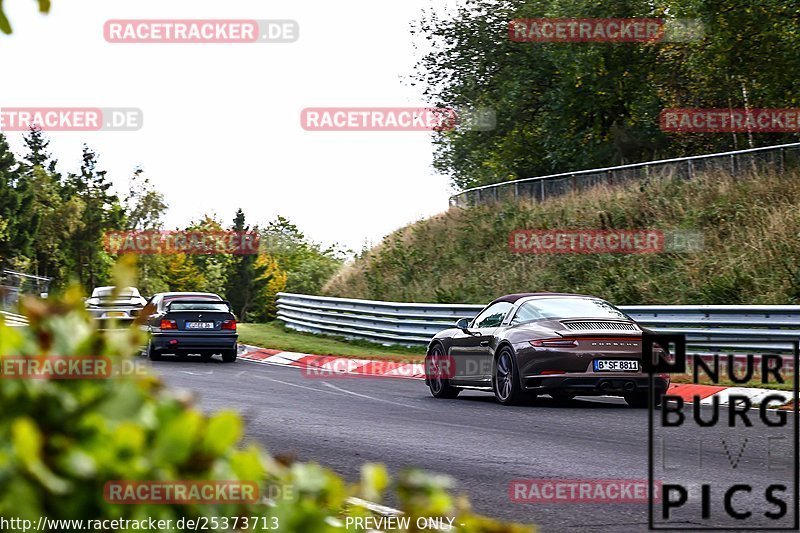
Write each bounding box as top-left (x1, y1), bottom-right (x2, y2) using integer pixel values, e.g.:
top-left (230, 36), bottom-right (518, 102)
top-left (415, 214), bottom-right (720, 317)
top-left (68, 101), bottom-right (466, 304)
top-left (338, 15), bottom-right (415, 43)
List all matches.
top-left (276, 293), bottom-right (800, 356)
top-left (0, 310), bottom-right (29, 327)
top-left (449, 142), bottom-right (800, 207)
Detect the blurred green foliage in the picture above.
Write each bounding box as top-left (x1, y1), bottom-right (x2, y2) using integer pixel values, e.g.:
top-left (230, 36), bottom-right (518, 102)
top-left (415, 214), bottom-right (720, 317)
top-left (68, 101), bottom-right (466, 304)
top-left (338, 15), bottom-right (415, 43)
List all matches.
top-left (0, 0), bottom-right (50, 34)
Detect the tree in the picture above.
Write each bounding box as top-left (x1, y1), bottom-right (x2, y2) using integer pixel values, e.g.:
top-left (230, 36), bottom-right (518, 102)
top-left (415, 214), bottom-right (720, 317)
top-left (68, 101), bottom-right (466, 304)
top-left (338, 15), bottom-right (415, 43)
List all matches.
top-left (27, 166), bottom-right (82, 283)
top-left (0, 133), bottom-right (38, 268)
top-left (412, 0), bottom-right (800, 190)
top-left (164, 254), bottom-right (207, 292)
top-left (22, 125), bottom-right (58, 174)
top-left (63, 145), bottom-right (123, 288)
top-left (224, 209), bottom-right (268, 321)
top-left (123, 167), bottom-right (167, 231)
top-left (261, 215), bottom-right (345, 295)
top-left (249, 254), bottom-right (287, 322)
top-left (120, 167), bottom-right (170, 296)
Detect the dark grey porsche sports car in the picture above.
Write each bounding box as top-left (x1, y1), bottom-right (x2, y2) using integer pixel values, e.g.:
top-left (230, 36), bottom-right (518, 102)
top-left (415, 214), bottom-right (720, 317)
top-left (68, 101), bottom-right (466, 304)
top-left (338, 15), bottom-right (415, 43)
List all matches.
top-left (424, 293), bottom-right (670, 407)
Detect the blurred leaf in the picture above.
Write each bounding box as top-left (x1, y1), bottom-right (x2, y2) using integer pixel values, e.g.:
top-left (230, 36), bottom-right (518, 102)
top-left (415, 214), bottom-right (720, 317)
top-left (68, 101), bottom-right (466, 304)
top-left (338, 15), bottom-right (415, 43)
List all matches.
top-left (202, 411), bottom-right (242, 456)
top-left (0, 3), bottom-right (11, 34)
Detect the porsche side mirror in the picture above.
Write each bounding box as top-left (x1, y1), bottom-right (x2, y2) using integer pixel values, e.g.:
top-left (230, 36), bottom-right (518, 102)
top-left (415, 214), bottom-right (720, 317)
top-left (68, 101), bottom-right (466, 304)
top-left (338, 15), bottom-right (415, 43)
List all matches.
top-left (456, 318), bottom-right (471, 332)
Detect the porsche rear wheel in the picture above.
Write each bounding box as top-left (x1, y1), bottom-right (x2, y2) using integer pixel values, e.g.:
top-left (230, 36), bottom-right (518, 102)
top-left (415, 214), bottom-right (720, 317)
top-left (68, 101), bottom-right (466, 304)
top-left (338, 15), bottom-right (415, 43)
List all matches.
top-left (493, 347), bottom-right (527, 405)
top-left (426, 344), bottom-right (460, 399)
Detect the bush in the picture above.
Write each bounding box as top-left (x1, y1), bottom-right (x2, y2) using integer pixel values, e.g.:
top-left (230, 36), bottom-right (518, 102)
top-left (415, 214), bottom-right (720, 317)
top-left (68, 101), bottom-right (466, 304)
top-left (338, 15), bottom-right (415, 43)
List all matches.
top-left (0, 286), bottom-right (531, 532)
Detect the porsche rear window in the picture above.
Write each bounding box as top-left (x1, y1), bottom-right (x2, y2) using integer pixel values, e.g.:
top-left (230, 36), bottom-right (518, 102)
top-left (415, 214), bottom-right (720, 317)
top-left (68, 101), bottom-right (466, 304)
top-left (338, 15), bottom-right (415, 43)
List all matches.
top-left (515, 298), bottom-right (628, 321)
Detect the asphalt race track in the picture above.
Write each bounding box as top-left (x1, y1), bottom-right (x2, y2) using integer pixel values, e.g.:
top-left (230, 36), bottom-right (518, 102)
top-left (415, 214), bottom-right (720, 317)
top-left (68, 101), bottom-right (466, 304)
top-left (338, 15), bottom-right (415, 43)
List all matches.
top-left (153, 357), bottom-right (797, 533)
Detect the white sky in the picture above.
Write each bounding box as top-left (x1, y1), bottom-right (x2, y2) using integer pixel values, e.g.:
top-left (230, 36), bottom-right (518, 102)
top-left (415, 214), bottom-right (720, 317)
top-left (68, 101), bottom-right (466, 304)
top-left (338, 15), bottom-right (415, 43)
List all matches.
top-left (1, 0), bottom-right (460, 252)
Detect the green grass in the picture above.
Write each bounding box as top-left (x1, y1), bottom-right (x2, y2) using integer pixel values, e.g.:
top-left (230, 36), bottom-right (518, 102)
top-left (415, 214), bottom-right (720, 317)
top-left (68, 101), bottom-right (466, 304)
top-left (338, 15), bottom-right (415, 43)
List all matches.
top-left (238, 321), bottom-right (425, 360)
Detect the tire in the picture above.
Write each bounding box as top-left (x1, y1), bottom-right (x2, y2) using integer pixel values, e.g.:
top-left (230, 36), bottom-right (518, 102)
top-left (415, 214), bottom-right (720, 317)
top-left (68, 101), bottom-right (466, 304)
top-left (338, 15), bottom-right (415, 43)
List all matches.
top-left (147, 341), bottom-right (162, 361)
top-left (625, 391), bottom-right (662, 408)
top-left (222, 349), bottom-right (237, 363)
top-left (425, 344), bottom-right (460, 399)
top-left (492, 346), bottom-right (527, 405)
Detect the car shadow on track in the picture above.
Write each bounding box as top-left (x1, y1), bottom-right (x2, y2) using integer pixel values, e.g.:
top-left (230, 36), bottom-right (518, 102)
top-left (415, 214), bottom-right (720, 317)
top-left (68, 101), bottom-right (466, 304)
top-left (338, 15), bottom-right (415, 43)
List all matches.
top-left (452, 393), bottom-right (631, 409)
top-left (142, 355), bottom-right (231, 365)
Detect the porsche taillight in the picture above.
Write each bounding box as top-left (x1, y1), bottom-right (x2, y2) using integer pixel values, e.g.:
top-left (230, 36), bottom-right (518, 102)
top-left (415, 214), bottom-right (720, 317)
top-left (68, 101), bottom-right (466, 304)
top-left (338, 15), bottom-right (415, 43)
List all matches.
top-left (530, 338), bottom-right (579, 348)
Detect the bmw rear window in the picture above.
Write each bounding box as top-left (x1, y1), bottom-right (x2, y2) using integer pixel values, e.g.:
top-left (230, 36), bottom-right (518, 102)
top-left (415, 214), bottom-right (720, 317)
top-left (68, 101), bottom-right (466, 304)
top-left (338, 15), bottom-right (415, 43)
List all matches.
top-left (168, 302), bottom-right (230, 312)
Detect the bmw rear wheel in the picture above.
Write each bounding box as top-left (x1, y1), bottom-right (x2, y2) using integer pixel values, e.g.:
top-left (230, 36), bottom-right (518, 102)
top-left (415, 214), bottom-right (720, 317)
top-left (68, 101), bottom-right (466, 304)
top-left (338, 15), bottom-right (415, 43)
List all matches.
top-left (493, 346), bottom-right (527, 405)
top-left (146, 341), bottom-right (162, 361)
top-left (222, 349), bottom-right (238, 363)
top-left (426, 344), bottom-right (460, 399)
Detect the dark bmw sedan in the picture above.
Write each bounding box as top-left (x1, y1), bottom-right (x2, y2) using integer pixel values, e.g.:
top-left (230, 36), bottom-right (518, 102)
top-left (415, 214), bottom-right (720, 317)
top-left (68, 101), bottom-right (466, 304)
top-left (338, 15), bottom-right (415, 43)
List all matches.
top-left (424, 293), bottom-right (670, 407)
top-left (137, 292), bottom-right (238, 362)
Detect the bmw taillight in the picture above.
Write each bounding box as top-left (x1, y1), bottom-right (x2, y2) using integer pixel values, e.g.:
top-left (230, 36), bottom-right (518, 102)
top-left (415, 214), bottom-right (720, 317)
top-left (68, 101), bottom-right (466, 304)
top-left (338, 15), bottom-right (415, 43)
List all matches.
top-left (160, 319), bottom-right (177, 330)
top-left (530, 338), bottom-right (579, 348)
top-left (221, 320), bottom-right (237, 331)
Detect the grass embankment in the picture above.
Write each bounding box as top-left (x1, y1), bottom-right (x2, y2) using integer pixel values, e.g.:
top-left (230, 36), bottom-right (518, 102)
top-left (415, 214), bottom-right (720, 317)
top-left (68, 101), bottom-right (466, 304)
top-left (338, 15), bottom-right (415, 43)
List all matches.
top-left (324, 169), bottom-right (800, 306)
top-left (238, 322), bottom-right (425, 361)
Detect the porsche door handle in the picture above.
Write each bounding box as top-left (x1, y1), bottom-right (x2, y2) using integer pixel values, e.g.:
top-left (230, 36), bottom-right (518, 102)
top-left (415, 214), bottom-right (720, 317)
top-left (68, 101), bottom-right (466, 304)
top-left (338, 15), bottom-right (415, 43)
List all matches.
top-left (479, 341), bottom-right (489, 347)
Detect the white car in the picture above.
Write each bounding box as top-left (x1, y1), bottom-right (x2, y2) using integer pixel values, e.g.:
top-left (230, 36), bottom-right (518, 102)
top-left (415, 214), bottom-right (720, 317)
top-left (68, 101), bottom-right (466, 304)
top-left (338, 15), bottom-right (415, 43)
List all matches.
top-left (86, 286), bottom-right (147, 327)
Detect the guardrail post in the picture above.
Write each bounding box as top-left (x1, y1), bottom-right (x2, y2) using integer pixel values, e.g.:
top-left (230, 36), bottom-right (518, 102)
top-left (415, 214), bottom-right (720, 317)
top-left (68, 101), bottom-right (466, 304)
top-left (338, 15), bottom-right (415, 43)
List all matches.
top-left (540, 179), bottom-right (545, 202)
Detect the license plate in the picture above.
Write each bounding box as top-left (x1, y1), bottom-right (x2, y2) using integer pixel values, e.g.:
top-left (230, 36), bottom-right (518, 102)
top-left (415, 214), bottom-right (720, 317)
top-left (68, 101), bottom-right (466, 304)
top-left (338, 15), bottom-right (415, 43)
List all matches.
top-left (593, 359), bottom-right (639, 372)
top-left (103, 311), bottom-right (128, 318)
top-left (186, 322), bottom-right (214, 330)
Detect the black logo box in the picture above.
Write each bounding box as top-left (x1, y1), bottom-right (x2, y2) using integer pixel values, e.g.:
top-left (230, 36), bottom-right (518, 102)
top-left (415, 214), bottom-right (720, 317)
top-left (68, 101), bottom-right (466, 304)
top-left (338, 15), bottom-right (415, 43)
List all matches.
top-left (644, 333), bottom-right (799, 531)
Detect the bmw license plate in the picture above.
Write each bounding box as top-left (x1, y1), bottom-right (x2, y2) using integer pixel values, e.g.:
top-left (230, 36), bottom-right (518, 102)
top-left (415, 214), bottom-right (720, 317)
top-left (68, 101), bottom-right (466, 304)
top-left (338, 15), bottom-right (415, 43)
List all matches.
top-left (186, 322), bottom-right (214, 330)
top-left (593, 359), bottom-right (639, 372)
